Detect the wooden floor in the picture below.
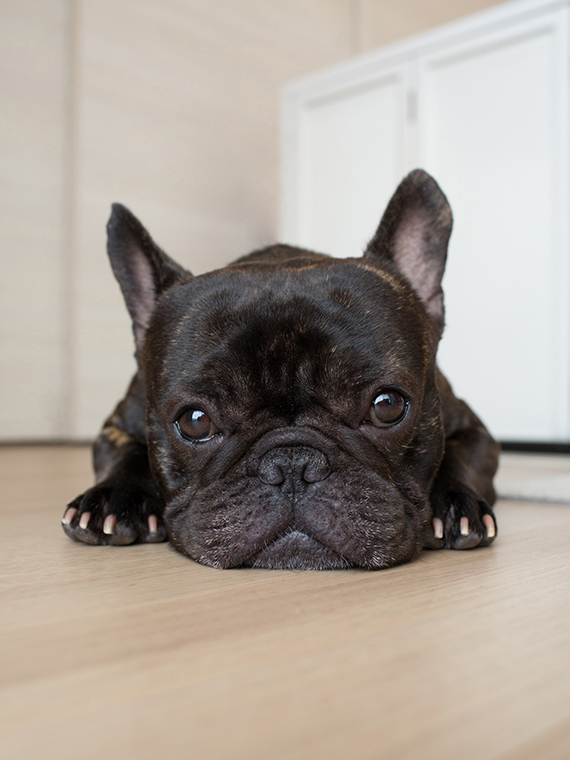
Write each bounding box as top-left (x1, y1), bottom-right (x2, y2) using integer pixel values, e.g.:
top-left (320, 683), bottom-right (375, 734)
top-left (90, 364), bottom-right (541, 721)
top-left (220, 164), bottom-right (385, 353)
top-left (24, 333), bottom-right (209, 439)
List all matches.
top-left (1, 446), bottom-right (570, 760)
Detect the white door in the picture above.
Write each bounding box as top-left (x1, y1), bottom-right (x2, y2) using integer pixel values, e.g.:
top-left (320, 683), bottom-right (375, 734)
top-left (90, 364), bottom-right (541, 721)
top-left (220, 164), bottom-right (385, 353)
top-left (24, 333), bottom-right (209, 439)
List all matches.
top-left (281, 62), bottom-right (410, 258)
top-left (418, 7), bottom-right (570, 441)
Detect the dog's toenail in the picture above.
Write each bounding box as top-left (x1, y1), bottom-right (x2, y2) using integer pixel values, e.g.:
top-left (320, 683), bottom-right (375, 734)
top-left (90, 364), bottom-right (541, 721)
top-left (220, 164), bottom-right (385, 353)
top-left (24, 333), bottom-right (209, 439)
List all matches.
top-left (482, 514), bottom-right (495, 538)
top-left (79, 512), bottom-right (91, 530)
top-left (460, 516), bottom-right (469, 536)
top-left (148, 515), bottom-right (158, 534)
top-left (103, 514), bottom-right (116, 534)
top-left (62, 507), bottom-right (77, 525)
top-left (433, 517), bottom-right (444, 539)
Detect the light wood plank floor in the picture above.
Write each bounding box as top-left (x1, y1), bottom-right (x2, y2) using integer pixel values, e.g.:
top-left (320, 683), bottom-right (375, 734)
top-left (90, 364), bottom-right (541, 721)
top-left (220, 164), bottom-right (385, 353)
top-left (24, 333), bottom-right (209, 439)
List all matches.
top-left (1, 446), bottom-right (570, 760)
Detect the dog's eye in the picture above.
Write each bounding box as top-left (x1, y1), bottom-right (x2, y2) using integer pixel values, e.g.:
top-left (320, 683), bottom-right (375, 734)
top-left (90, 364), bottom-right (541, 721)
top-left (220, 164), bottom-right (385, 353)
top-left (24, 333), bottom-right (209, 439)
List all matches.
top-left (368, 391), bottom-right (408, 427)
top-left (176, 409), bottom-right (217, 441)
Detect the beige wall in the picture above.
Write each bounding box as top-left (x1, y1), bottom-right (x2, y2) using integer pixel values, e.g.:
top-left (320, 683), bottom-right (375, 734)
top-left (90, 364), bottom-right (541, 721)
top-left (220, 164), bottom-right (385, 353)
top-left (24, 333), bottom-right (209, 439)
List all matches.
top-left (70, 0), bottom-right (354, 438)
top-left (0, 1), bottom-right (69, 440)
top-left (357, 0), bottom-right (507, 50)
top-left (0, 0), bottom-right (505, 441)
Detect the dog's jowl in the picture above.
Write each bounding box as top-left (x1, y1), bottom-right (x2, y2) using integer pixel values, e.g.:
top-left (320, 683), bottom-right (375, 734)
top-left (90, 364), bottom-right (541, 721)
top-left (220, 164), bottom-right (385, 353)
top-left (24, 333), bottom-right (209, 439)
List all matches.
top-left (63, 170), bottom-right (499, 569)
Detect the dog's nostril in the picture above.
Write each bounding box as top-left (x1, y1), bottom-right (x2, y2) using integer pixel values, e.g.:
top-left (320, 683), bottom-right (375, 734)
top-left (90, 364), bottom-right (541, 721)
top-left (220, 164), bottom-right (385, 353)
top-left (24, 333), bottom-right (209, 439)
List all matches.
top-left (256, 446), bottom-right (331, 487)
top-left (302, 456), bottom-right (331, 483)
top-left (257, 459), bottom-right (285, 486)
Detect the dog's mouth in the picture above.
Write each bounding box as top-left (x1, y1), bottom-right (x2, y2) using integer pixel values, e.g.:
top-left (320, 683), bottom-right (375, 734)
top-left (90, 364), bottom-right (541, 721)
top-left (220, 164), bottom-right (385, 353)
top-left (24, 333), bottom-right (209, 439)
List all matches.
top-left (243, 530), bottom-right (353, 570)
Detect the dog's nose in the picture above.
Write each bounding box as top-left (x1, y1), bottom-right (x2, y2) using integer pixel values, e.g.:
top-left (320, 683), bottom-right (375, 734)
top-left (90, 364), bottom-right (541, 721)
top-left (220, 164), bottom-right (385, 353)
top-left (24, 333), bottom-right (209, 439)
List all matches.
top-left (256, 446), bottom-right (331, 487)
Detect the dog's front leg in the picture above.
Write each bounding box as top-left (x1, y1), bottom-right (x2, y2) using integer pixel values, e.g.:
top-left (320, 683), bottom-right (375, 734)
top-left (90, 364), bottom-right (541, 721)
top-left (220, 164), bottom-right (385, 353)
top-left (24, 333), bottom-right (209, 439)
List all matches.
top-left (426, 371), bottom-right (500, 550)
top-left (62, 373), bottom-right (166, 546)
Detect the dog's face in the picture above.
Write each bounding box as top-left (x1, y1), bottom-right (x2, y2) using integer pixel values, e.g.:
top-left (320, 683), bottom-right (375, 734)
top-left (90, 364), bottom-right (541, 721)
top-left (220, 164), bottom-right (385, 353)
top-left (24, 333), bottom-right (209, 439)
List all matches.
top-left (108, 170), bottom-right (453, 569)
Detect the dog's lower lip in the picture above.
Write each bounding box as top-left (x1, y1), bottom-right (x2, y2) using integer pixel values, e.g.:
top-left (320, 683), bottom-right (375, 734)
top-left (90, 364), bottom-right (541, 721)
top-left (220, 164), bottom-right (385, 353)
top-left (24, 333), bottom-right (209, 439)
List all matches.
top-left (244, 530), bottom-right (352, 570)
top-left (269, 528), bottom-right (310, 543)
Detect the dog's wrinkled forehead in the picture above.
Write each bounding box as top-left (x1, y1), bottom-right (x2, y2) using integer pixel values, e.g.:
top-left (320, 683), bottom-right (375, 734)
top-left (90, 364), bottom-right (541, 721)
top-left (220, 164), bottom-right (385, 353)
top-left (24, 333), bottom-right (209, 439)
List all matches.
top-left (144, 259), bottom-right (432, 412)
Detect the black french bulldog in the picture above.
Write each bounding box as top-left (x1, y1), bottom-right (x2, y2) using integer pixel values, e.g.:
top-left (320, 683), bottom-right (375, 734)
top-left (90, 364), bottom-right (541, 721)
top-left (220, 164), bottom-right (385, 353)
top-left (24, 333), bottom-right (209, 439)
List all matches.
top-left (63, 170), bottom-right (499, 570)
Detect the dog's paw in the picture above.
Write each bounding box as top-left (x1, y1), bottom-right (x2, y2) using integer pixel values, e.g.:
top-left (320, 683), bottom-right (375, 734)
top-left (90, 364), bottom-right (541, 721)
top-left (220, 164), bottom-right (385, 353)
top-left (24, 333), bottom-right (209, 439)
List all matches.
top-left (61, 482), bottom-right (166, 546)
top-left (424, 487), bottom-right (497, 550)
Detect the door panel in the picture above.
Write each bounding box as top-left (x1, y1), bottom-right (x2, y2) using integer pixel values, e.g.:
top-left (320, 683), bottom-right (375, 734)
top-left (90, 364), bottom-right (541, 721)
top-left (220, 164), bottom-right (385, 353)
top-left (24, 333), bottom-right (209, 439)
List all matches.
top-left (281, 2), bottom-right (570, 442)
top-left (418, 9), bottom-right (569, 440)
top-left (288, 67), bottom-right (408, 258)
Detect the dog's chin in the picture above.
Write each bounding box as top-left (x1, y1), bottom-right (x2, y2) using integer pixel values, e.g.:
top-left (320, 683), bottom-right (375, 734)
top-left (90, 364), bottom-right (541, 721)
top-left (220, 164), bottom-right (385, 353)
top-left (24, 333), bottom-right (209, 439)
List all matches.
top-left (243, 530), bottom-right (352, 570)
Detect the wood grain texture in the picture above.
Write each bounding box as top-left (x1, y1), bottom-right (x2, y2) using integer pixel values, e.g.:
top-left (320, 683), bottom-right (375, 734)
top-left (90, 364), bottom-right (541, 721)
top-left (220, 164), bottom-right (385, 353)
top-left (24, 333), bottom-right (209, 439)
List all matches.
top-left (1, 446), bottom-right (570, 759)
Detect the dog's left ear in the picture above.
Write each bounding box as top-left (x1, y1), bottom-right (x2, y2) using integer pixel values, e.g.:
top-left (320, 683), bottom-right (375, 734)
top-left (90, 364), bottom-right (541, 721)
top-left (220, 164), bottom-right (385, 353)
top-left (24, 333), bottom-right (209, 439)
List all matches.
top-left (364, 169), bottom-right (452, 334)
top-left (107, 204), bottom-right (190, 351)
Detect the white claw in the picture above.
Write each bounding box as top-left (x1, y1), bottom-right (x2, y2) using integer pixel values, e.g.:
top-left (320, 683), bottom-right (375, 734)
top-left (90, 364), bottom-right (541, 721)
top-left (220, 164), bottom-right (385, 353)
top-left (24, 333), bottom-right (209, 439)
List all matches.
top-left (460, 516), bottom-right (470, 536)
top-left (62, 507), bottom-right (77, 525)
top-left (482, 514), bottom-right (496, 538)
top-left (103, 514), bottom-right (116, 535)
top-left (79, 512), bottom-right (91, 530)
top-left (148, 515), bottom-right (158, 535)
top-left (433, 517), bottom-right (444, 539)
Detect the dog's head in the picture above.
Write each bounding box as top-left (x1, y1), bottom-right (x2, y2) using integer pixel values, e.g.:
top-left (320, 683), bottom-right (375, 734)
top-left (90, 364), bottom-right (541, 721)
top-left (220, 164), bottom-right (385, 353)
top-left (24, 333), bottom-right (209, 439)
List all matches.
top-left (108, 170), bottom-right (452, 569)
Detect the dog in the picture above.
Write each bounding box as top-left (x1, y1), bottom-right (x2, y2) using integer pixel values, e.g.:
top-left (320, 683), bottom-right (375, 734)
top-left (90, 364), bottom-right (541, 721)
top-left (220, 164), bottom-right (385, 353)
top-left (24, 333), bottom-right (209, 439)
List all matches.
top-left (62, 169), bottom-right (500, 570)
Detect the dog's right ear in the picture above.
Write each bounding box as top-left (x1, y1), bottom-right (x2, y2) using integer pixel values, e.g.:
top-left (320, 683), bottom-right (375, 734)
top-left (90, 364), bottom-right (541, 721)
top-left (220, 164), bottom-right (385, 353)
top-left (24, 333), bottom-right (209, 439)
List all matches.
top-left (107, 204), bottom-right (190, 351)
top-left (363, 170), bottom-right (452, 335)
